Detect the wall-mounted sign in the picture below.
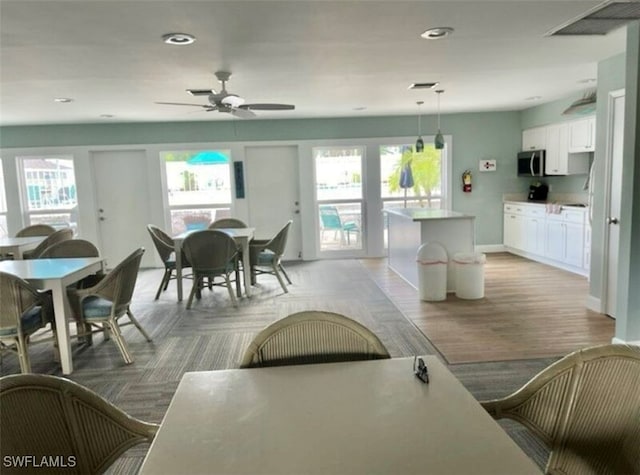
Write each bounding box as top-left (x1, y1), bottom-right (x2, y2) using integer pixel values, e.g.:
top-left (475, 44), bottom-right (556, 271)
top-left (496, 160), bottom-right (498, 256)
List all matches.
top-left (479, 159), bottom-right (497, 172)
top-left (233, 161), bottom-right (245, 198)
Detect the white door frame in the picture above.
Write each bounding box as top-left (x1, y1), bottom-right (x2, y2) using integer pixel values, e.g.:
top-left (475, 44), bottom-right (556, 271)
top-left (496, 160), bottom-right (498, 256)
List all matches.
top-left (600, 88), bottom-right (625, 317)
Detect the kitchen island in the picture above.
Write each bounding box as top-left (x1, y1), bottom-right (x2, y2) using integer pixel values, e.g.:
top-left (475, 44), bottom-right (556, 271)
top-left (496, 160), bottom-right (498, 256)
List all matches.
top-left (385, 208), bottom-right (476, 291)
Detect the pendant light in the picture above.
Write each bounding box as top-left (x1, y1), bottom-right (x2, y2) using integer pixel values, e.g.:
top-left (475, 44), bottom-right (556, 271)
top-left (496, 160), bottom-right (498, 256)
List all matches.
top-left (434, 89), bottom-right (445, 150)
top-left (415, 101), bottom-right (424, 152)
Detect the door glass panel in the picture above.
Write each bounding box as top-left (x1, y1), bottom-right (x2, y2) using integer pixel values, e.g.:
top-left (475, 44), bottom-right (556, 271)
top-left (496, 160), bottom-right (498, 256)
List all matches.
top-left (162, 150), bottom-right (232, 234)
top-left (314, 147), bottom-right (363, 252)
top-left (19, 156), bottom-right (78, 233)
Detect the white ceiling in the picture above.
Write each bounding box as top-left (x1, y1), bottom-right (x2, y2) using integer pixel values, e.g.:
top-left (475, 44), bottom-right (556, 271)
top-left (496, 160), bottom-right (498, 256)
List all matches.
top-left (0, 0), bottom-right (629, 126)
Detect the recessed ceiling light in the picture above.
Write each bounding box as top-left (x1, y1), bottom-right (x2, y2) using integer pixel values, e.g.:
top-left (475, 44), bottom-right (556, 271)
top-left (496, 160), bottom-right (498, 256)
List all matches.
top-left (162, 33), bottom-right (196, 45)
top-left (577, 78), bottom-right (596, 84)
top-left (525, 96), bottom-right (542, 101)
top-left (53, 97), bottom-right (73, 103)
top-left (408, 82), bottom-right (439, 90)
top-left (100, 114), bottom-right (115, 118)
top-left (420, 27), bottom-right (454, 40)
top-left (353, 107), bottom-right (367, 111)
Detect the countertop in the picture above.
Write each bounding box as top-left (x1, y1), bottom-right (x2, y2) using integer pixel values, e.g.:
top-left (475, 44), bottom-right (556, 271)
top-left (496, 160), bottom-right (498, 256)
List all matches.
top-left (504, 199), bottom-right (588, 210)
top-left (384, 208), bottom-right (474, 221)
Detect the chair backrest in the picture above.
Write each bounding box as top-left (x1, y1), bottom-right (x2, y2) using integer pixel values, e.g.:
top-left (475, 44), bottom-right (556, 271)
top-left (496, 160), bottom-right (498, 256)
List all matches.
top-left (86, 248), bottom-right (144, 315)
top-left (182, 230), bottom-right (238, 273)
top-left (27, 228), bottom-right (74, 258)
top-left (264, 220), bottom-right (292, 256)
top-left (481, 344), bottom-right (640, 475)
top-left (0, 272), bottom-right (50, 333)
top-left (240, 310), bottom-right (391, 368)
top-left (146, 224), bottom-right (175, 262)
top-left (0, 373), bottom-right (158, 474)
top-left (38, 239), bottom-right (100, 258)
top-left (208, 218), bottom-right (248, 229)
top-left (319, 206), bottom-right (342, 230)
top-left (15, 224), bottom-right (56, 238)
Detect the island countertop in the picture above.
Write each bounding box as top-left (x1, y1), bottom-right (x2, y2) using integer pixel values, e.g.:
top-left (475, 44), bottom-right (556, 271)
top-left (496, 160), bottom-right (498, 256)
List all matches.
top-left (384, 208), bottom-right (474, 221)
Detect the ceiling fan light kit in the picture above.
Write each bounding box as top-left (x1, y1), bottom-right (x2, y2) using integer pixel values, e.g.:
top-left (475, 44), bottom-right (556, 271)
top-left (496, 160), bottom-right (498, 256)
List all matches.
top-left (434, 89), bottom-right (445, 150)
top-left (156, 70), bottom-right (294, 119)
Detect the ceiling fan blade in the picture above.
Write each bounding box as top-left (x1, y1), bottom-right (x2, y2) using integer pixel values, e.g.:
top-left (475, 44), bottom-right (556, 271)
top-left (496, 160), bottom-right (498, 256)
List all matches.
top-left (240, 103), bottom-right (295, 111)
top-left (187, 89), bottom-right (216, 97)
top-left (230, 107), bottom-right (256, 119)
top-left (155, 101), bottom-right (210, 108)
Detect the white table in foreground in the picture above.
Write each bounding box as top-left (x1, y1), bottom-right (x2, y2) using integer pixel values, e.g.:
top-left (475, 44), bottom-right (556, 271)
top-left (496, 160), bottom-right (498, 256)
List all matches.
top-left (0, 257), bottom-right (105, 375)
top-left (0, 236), bottom-right (45, 259)
top-left (173, 227), bottom-right (255, 301)
top-left (140, 357), bottom-right (540, 475)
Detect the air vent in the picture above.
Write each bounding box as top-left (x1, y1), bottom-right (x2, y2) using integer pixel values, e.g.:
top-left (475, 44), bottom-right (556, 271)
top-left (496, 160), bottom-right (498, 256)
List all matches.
top-left (549, 1), bottom-right (640, 36)
top-left (187, 89), bottom-right (214, 96)
top-left (408, 82), bottom-right (439, 90)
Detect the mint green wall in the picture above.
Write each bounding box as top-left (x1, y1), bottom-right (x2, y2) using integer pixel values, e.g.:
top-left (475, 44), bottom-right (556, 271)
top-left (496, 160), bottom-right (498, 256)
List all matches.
top-left (0, 111), bottom-right (524, 246)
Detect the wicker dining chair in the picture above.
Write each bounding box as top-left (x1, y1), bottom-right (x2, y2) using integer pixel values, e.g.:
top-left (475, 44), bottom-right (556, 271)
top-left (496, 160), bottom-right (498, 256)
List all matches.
top-left (15, 223), bottom-right (56, 238)
top-left (480, 344), bottom-right (640, 475)
top-left (181, 230), bottom-right (239, 309)
top-left (0, 373), bottom-right (159, 474)
top-left (0, 272), bottom-right (56, 373)
top-left (22, 227), bottom-right (74, 259)
top-left (249, 220), bottom-right (292, 293)
top-left (67, 248), bottom-right (151, 365)
top-left (240, 310), bottom-right (390, 368)
top-left (146, 224), bottom-right (191, 300)
top-left (208, 218), bottom-right (248, 229)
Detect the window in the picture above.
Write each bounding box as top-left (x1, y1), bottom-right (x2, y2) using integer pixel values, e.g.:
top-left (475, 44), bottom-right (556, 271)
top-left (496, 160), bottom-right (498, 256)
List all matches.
top-left (18, 155), bottom-right (78, 233)
top-left (380, 143), bottom-right (447, 248)
top-left (314, 146), bottom-right (363, 253)
top-left (162, 150), bottom-right (233, 234)
top-left (0, 159), bottom-right (7, 238)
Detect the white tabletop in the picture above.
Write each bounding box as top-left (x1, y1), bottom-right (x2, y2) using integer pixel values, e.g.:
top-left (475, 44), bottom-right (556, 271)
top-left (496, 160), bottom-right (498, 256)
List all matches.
top-left (0, 236), bottom-right (45, 247)
top-left (384, 208), bottom-right (474, 221)
top-left (174, 227), bottom-right (255, 241)
top-left (140, 357), bottom-right (540, 475)
top-left (0, 257), bottom-right (104, 280)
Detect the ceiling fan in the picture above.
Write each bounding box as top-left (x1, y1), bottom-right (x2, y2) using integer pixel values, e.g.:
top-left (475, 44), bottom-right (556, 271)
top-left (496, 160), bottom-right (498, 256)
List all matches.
top-left (156, 71), bottom-right (295, 119)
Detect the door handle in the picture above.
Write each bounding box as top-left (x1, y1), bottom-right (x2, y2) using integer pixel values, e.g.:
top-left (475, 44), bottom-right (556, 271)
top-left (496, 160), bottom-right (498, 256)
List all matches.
top-left (607, 217), bottom-right (619, 225)
top-left (99, 217), bottom-right (105, 221)
top-left (294, 210), bottom-right (300, 214)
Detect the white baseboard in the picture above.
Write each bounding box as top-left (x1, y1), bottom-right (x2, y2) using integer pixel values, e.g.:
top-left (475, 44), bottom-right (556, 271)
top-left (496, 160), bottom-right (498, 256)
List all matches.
top-left (612, 337), bottom-right (640, 346)
top-left (476, 244), bottom-right (505, 253)
top-left (585, 295), bottom-right (602, 313)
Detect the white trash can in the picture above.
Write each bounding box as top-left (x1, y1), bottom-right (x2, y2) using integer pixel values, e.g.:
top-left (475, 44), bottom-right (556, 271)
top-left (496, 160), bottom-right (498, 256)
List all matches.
top-left (453, 252), bottom-right (486, 300)
top-left (416, 242), bottom-right (448, 301)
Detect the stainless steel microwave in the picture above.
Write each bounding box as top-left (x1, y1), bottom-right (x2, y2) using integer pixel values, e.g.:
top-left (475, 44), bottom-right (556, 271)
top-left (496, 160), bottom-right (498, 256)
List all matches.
top-left (517, 150), bottom-right (546, 177)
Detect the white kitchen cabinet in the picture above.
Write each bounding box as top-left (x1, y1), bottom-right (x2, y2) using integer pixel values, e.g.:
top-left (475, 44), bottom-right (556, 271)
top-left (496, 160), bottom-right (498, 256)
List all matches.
top-left (568, 116), bottom-right (596, 153)
top-left (503, 203), bottom-right (545, 254)
top-left (524, 215), bottom-right (545, 255)
top-left (522, 127), bottom-right (546, 151)
top-left (503, 212), bottom-right (522, 249)
top-left (545, 123), bottom-right (590, 176)
top-left (544, 209), bottom-right (585, 268)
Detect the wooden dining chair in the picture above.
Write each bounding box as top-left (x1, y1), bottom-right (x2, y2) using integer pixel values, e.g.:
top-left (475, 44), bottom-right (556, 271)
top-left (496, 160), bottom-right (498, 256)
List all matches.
top-left (240, 310), bottom-right (390, 368)
top-left (480, 344), bottom-right (640, 475)
top-left (0, 373), bottom-right (159, 474)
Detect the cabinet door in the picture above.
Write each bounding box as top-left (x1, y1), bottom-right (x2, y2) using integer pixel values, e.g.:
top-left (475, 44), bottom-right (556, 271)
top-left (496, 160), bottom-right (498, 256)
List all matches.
top-left (522, 127), bottom-right (546, 151)
top-left (504, 213), bottom-right (519, 248)
top-left (545, 123), bottom-right (568, 175)
top-left (545, 220), bottom-right (565, 261)
top-left (564, 222), bottom-right (585, 267)
top-left (568, 117), bottom-right (595, 152)
top-left (525, 216), bottom-right (545, 255)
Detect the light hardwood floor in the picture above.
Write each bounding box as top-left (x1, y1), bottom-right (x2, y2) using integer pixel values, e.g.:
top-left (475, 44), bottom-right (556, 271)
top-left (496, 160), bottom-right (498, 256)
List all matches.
top-left (362, 252), bottom-right (615, 364)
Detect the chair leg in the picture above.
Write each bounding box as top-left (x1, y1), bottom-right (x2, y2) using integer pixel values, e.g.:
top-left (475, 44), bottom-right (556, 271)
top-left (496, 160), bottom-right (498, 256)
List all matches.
top-left (126, 308), bottom-right (152, 342)
top-left (155, 268), bottom-right (171, 299)
top-left (272, 264), bottom-right (289, 293)
top-left (16, 333), bottom-right (31, 373)
top-left (163, 269), bottom-right (172, 291)
top-left (106, 320), bottom-right (134, 365)
top-left (225, 274), bottom-right (238, 307)
top-left (279, 263), bottom-right (292, 285)
top-left (186, 276), bottom-right (200, 309)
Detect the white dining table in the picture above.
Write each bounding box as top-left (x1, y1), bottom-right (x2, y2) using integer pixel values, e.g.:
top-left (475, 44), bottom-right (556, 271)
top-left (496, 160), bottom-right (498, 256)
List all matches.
top-left (140, 357), bottom-right (541, 475)
top-left (0, 236), bottom-right (46, 259)
top-left (0, 257), bottom-right (105, 375)
top-left (173, 227), bottom-right (255, 301)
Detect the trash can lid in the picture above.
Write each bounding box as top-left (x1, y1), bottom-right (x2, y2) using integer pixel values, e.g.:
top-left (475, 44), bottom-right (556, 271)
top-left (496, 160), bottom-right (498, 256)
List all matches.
top-left (417, 241), bottom-right (448, 264)
top-left (453, 252), bottom-right (486, 264)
